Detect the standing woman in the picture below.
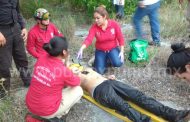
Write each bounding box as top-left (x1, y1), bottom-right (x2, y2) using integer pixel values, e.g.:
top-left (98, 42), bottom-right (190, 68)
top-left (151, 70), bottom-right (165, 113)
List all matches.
top-left (77, 5), bottom-right (125, 75)
top-left (26, 36), bottom-right (83, 120)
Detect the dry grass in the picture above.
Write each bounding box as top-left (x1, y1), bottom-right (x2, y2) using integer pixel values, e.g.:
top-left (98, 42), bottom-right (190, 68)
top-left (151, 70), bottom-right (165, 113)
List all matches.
top-left (0, 95), bottom-right (27, 122)
top-left (52, 16), bottom-right (76, 41)
top-left (160, 1), bottom-right (188, 39)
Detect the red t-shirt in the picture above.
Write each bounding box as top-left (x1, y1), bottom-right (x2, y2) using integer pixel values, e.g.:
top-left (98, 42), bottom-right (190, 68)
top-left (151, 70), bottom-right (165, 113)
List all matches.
top-left (25, 54), bottom-right (80, 116)
top-left (83, 19), bottom-right (124, 51)
top-left (27, 23), bottom-right (63, 58)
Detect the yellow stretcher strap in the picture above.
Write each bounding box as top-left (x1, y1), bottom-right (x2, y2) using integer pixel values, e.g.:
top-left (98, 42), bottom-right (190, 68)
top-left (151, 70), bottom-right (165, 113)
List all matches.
top-left (83, 92), bottom-right (167, 122)
top-left (69, 63), bottom-right (83, 71)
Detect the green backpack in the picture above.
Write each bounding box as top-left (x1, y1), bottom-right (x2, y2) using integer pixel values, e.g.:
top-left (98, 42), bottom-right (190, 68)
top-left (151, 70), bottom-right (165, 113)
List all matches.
top-left (129, 39), bottom-right (149, 63)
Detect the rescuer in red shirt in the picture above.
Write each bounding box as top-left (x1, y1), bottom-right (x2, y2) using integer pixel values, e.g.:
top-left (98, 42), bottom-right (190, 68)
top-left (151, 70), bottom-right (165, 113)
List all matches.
top-left (27, 8), bottom-right (63, 58)
top-left (26, 36), bottom-right (83, 120)
top-left (77, 5), bottom-right (125, 75)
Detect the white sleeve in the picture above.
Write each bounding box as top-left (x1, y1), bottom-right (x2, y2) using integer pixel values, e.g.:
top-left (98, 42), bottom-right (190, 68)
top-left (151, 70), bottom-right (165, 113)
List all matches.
top-left (113, 0), bottom-right (117, 5)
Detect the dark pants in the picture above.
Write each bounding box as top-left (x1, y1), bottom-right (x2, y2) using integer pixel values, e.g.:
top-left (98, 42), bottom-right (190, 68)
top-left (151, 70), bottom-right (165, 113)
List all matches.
top-left (0, 23), bottom-right (31, 92)
top-left (115, 4), bottom-right (125, 19)
top-left (93, 80), bottom-right (187, 122)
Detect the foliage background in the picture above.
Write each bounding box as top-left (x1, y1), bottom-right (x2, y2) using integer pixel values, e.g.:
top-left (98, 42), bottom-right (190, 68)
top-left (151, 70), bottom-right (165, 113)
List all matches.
top-left (20, 0), bottom-right (139, 18)
top-left (20, 0), bottom-right (174, 19)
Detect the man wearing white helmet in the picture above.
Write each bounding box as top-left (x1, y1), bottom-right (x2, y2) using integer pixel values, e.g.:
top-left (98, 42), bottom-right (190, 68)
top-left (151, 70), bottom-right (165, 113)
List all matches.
top-left (27, 8), bottom-right (63, 59)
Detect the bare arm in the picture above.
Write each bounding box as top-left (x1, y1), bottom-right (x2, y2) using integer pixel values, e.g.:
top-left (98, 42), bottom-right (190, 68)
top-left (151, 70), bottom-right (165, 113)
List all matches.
top-left (120, 45), bottom-right (124, 53)
top-left (78, 72), bottom-right (90, 91)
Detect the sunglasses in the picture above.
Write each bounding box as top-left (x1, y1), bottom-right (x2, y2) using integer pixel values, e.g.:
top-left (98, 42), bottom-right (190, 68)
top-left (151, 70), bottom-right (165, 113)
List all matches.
top-left (42, 12), bottom-right (50, 20)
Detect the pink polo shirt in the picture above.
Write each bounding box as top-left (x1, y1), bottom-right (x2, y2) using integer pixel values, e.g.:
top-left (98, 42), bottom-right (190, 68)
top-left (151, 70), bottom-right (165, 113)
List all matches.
top-left (27, 23), bottom-right (63, 58)
top-left (83, 19), bottom-right (124, 51)
top-left (25, 54), bottom-right (80, 116)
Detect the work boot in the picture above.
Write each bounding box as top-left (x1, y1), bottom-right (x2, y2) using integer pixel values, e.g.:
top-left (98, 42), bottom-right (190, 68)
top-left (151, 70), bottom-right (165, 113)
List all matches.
top-left (141, 115), bottom-right (152, 122)
top-left (174, 110), bottom-right (190, 122)
top-left (60, 114), bottom-right (67, 122)
top-left (183, 111), bottom-right (190, 122)
top-left (116, 13), bottom-right (123, 20)
top-left (46, 117), bottom-right (64, 122)
top-left (148, 41), bottom-right (161, 47)
top-left (0, 78), bottom-right (9, 99)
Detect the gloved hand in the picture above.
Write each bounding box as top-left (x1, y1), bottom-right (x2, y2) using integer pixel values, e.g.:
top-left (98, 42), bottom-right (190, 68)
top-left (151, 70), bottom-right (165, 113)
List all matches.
top-left (118, 51), bottom-right (124, 63)
top-left (77, 48), bottom-right (83, 60)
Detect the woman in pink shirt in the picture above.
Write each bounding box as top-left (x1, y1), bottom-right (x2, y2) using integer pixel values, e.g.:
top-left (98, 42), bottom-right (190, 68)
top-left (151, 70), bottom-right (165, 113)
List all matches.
top-left (27, 8), bottom-right (63, 58)
top-left (77, 5), bottom-right (125, 75)
top-left (25, 36), bottom-right (83, 120)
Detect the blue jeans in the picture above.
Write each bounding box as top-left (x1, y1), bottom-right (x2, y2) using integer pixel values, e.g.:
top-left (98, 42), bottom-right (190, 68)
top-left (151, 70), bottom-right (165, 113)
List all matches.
top-left (115, 5), bottom-right (125, 19)
top-left (133, 1), bottom-right (160, 42)
top-left (94, 47), bottom-right (123, 74)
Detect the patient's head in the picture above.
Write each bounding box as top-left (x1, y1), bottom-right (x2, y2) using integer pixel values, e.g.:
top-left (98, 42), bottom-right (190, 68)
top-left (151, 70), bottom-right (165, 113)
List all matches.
top-left (167, 43), bottom-right (190, 82)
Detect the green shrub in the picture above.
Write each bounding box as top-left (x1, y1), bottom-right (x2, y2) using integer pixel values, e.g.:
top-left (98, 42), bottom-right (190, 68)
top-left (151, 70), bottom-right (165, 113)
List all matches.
top-left (162, 0), bottom-right (173, 4)
top-left (20, 0), bottom-right (44, 19)
top-left (20, 0), bottom-right (64, 19)
top-left (125, 0), bottom-right (138, 15)
top-left (45, 0), bottom-right (64, 5)
top-left (69, 0), bottom-right (138, 18)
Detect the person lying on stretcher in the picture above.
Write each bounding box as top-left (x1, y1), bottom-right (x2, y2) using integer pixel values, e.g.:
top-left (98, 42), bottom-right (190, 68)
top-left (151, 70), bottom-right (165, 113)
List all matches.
top-left (72, 67), bottom-right (190, 122)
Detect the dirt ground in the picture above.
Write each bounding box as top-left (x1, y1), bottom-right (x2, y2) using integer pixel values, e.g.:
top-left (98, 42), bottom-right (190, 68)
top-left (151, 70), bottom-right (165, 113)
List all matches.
top-left (9, 23), bottom-right (190, 122)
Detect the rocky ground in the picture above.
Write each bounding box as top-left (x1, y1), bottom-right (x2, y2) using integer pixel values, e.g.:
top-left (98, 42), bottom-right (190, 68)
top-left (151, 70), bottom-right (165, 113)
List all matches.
top-left (2, 23), bottom-right (190, 122)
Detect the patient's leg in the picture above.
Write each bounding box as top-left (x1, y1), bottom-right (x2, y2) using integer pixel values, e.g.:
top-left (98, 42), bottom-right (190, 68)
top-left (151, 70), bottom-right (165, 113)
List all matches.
top-left (110, 80), bottom-right (189, 122)
top-left (93, 81), bottom-right (150, 122)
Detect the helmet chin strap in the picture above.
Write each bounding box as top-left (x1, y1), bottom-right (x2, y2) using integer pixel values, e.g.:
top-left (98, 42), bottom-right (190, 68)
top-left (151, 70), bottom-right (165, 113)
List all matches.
top-left (40, 20), bottom-right (49, 27)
